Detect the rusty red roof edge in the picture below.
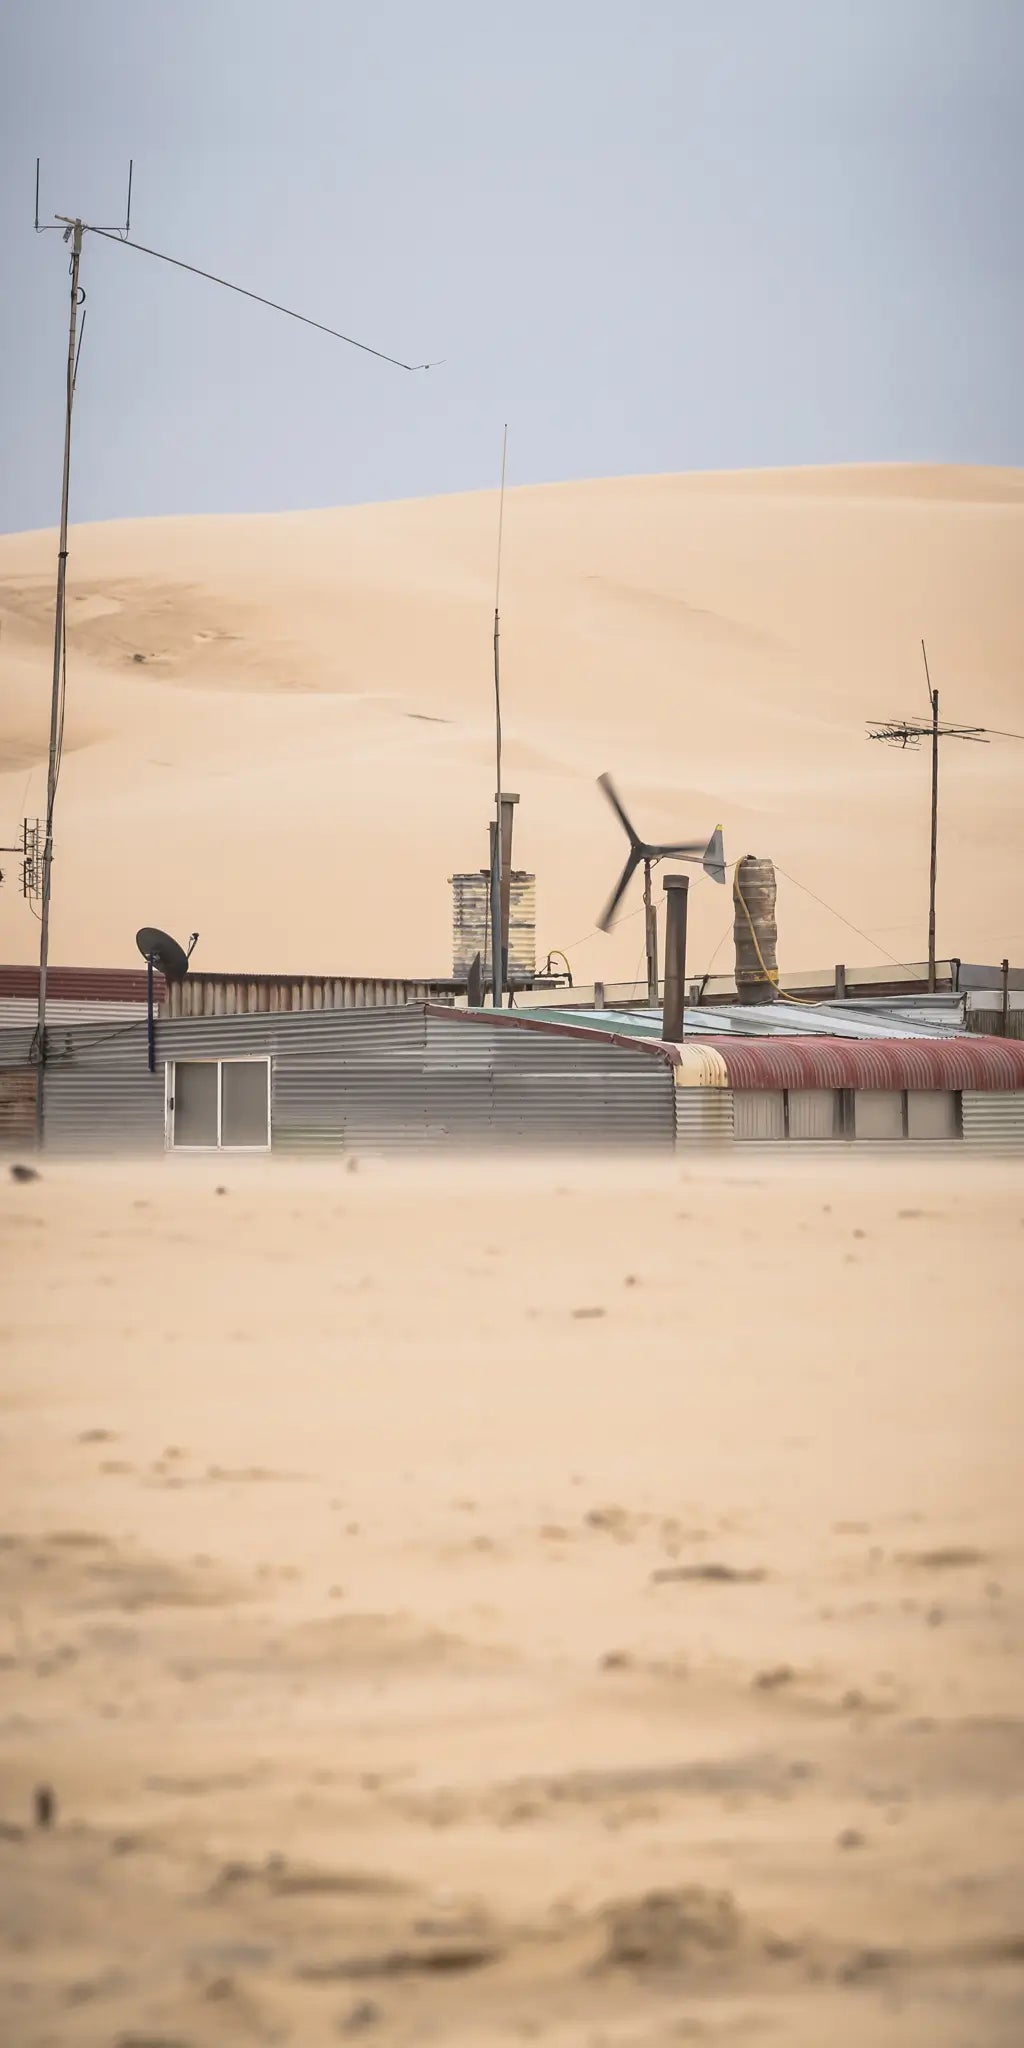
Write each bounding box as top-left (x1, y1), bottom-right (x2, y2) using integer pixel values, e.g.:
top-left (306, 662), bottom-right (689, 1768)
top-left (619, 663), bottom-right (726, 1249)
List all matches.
top-left (0, 965), bottom-right (167, 1002)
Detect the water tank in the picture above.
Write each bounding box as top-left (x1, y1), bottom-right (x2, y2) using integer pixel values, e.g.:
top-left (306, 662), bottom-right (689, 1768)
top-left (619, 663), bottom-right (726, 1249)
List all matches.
top-left (733, 855), bottom-right (778, 1004)
top-left (451, 871), bottom-right (536, 985)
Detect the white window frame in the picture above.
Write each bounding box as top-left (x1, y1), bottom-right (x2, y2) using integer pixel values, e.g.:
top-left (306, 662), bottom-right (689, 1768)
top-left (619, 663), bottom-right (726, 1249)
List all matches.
top-left (165, 1056), bottom-right (272, 1152)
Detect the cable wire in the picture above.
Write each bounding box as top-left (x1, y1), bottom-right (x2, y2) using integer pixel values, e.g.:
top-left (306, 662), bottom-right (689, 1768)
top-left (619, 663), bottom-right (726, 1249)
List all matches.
top-left (89, 227), bottom-right (440, 372)
top-left (773, 865), bottom-right (919, 975)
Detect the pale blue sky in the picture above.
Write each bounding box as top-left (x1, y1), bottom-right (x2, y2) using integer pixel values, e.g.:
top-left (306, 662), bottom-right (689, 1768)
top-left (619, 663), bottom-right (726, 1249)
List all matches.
top-left (1, 0), bottom-right (1020, 533)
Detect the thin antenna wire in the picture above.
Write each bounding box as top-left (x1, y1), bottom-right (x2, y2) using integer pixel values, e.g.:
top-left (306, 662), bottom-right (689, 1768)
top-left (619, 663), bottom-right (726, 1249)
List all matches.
top-left (495, 423), bottom-right (508, 610)
top-left (88, 226), bottom-right (440, 371)
top-left (494, 423), bottom-right (508, 787)
top-left (921, 635), bottom-right (934, 713)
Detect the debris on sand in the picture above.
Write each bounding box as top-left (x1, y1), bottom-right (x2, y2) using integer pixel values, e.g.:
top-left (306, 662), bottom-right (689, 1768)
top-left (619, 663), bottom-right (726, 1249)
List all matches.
top-left (903, 1546), bottom-right (986, 1571)
top-left (753, 1664), bottom-right (795, 1691)
top-left (603, 1887), bottom-right (742, 1970)
top-left (9, 1162), bottom-right (40, 1184)
top-left (296, 1938), bottom-right (500, 1982)
top-left (34, 1784), bottom-right (56, 1829)
top-left (651, 1563), bottom-right (765, 1586)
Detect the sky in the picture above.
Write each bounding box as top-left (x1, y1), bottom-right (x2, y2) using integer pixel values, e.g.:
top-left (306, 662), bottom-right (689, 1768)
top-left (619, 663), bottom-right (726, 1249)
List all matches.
top-left (0, 0), bottom-right (1021, 533)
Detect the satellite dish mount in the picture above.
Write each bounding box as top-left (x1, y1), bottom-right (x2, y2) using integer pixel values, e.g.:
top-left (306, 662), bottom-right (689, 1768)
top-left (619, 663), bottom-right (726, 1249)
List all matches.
top-left (135, 927), bottom-right (197, 1073)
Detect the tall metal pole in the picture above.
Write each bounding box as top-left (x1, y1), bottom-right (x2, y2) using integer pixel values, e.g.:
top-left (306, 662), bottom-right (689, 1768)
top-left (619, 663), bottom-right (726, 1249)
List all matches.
top-left (643, 858), bottom-right (658, 1007)
top-left (662, 874), bottom-right (689, 1042)
top-left (923, 639), bottom-right (938, 993)
top-left (490, 426), bottom-right (508, 1009)
top-left (35, 220), bottom-right (84, 1138)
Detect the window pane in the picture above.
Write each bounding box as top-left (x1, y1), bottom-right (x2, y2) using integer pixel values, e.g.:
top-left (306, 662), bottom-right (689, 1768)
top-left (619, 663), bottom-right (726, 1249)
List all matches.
top-left (221, 1062), bottom-right (268, 1147)
top-left (173, 1062), bottom-right (219, 1147)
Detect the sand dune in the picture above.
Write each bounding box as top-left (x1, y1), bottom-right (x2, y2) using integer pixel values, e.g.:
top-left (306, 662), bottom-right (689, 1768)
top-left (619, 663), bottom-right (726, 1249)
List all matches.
top-left (2, 1152), bottom-right (1022, 2044)
top-left (1, 464), bottom-right (1022, 980)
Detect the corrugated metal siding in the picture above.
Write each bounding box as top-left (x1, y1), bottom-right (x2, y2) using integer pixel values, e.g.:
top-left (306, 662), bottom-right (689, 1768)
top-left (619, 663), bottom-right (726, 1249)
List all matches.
top-left (0, 1027), bottom-right (36, 1066)
top-left (734, 1090), bottom-right (786, 1140)
top-left (45, 1058), bottom-right (168, 1155)
top-left (967, 1011), bottom-right (1024, 1042)
top-left (710, 1036), bottom-right (1024, 1091)
top-left (423, 1012), bottom-right (672, 1147)
top-left (787, 1088), bottom-right (842, 1139)
top-left (0, 1068), bottom-right (36, 1149)
top-left (36, 1003), bottom-right (676, 1153)
top-left (164, 975), bottom-right (447, 1018)
top-left (854, 1091), bottom-right (905, 1140)
top-left (961, 1092), bottom-right (1024, 1146)
top-left (675, 1086), bottom-right (735, 1145)
top-left (0, 998), bottom-right (148, 1025)
top-left (0, 964), bottom-right (166, 1002)
top-left (906, 1091), bottom-right (960, 1140)
top-left (451, 873), bottom-right (536, 981)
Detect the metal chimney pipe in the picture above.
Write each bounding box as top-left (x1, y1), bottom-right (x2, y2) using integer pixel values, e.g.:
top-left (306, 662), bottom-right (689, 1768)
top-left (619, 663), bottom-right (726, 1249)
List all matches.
top-left (496, 790), bottom-right (519, 986)
top-left (662, 874), bottom-right (689, 1041)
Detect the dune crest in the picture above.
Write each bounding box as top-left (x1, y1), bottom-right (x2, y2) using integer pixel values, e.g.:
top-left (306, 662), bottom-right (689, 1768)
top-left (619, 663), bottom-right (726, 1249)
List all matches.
top-left (1, 464), bottom-right (1021, 978)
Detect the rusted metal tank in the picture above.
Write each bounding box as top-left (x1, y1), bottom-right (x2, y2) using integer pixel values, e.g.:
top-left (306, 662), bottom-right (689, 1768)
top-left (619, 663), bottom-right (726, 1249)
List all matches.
top-left (732, 855), bottom-right (778, 1003)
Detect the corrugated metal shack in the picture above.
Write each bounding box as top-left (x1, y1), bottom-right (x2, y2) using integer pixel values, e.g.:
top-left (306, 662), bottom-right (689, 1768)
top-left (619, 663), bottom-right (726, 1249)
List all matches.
top-left (8, 1005), bottom-right (676, 1155)
top-left (4, 998), bottom-right (1024, 1155)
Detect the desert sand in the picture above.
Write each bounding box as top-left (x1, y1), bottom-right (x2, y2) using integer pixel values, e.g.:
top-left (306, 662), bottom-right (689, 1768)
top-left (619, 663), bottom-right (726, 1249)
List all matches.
top-left (1, 464), bottom-right (1022, 983)
top-left (2, 1151), bottom-right (1022, 2045)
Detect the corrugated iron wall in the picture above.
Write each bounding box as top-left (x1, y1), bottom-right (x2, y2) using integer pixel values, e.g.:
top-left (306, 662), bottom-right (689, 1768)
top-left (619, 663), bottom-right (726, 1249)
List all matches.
top-left (0, 1067), bottom-right (36, 1148)
top-left (961, 1092), bottom-right (1024, 1146)
top-left (163, 975), bottom-right (446, 1018)
top-left (0, 998), bottom-right (148, 1025)
top-left (35, 1004), bottom-right (675, 1153)
top-left (674, 1087), bottom-right (735, 1145)
top-left (966, 1011), bottom-right (1024, 1042)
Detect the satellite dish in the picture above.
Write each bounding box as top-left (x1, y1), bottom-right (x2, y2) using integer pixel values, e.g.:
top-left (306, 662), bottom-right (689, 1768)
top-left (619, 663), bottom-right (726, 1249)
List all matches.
top-left (596, 774), bottom-right (725, 932)
top-left (136, 926), bottom-right (191, 982)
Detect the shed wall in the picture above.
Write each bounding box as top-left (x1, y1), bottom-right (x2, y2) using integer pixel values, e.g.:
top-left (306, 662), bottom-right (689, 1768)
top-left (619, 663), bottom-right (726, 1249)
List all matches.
top-left (37, 1005), bottom-right (675, 1154)
top-left (961, 1092), bottom-right (1024, 1146)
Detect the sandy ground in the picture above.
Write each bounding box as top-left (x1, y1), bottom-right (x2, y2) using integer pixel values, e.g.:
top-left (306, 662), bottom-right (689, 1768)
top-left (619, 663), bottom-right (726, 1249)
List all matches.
top-left (1, 464), bottom-right (1023, 981)
top-left (1, 1151), bottom-right (1022, 2046)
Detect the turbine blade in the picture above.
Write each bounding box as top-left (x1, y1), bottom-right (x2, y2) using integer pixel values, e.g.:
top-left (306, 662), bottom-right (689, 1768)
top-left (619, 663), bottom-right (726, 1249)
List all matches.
top-left (597, 772), bottom-right (639, 849)
top-left (597, 848), bottom-right (642, 932)
top-left (648, 839), bottom-right (707, 860)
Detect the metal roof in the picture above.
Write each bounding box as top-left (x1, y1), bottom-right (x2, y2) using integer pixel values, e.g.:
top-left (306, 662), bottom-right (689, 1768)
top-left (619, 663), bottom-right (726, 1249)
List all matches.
top-left (511, 999), bottom-right (962, 1042)
top-left (482, 1006), bottom-right (1024, 1090)
top-left (703, 1035), bottom-right (1024, 1090)
top-left (0, 964), bottom-right (166, 1003)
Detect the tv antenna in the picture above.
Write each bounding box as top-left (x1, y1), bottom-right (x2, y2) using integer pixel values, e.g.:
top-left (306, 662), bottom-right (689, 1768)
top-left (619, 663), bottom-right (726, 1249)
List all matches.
top-left (0, 819), bottom-right (43, 905)
top-left (136, 927), bottom-right (197, 1072)
top-left (30, 157), bottom-right (437, 1140)
top-left (595, 774), bottom-right (726, 1007)
top-left (867, 640), bottom-right (1023, 990)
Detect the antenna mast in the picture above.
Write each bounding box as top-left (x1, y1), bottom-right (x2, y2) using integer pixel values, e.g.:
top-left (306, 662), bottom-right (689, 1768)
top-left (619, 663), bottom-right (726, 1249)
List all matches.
top-left (866, 639), bottom-right (1003, 992)
top-left (33, 207), bottom-right (88, 1130)
top-left (490, 425), bottom-right (508, 1010)
top-left (28, 157), bottom-right (435, 1141)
